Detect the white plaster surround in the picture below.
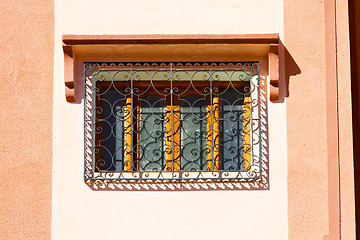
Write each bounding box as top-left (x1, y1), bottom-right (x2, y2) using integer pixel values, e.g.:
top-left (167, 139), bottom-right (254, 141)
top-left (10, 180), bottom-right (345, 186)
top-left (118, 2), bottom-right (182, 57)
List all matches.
top-left (52, 0), bottom-right (287, 239)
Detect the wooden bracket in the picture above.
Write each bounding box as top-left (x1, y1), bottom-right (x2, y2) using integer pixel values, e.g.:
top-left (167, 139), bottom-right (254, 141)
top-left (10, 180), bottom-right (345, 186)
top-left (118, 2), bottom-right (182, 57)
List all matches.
top-left (63, 43), bottom-right (75, 102)
top-left (269, 44), bottom-right (280, 102)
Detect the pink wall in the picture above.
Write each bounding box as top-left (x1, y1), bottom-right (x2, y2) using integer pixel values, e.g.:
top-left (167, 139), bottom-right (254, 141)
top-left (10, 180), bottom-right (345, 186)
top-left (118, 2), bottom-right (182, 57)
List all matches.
top-left (0, 0), bottom-right (355, 239)
top-left (0, 0), bottom-right (54, 239)
top-left (285, 0), bottom-right (354, 238)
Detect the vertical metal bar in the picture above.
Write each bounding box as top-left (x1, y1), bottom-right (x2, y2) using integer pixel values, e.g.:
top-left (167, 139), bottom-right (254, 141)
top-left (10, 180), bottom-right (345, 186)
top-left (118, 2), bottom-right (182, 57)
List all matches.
top-left (256, 64), bottom-right (261, 178)
top-left (83, 63), bottom-right (87, 179)
top-left (170, 63), bottom-right (174, 175)
top-left (136, 95), bottom-right (139, 171)
top-left (124, 70), bottom-right (133, 171)
top-left (165, 64), bottom-right (181, 173)
top-left (213, 97), bottom-right (220, 171)
top-left (90, 66), bottom-right (96, 176)
top-left (210, 70), bottom-right (214, 171)
top-left (206, 70), bottom-right (220, 171)
top-left (130, 69), bottom-right (134, 171)
top-left (244, 95), bottom-right (252, 171)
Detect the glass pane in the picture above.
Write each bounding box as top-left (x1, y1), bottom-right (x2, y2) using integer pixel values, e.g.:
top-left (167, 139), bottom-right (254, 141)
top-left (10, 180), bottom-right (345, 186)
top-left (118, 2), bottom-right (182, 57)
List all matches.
top-left (180, 95), bottom-right (208, 171)
top-left (138, 95), bottom-right (166, 171)
top-left (91, 66), bottom-right (254, 174)
top-left (94, 89), bottom-right (126, 171)
top-left (115, 105), bottom-right (124, 170)
top-left (221, 89), bottom-right (246, 171)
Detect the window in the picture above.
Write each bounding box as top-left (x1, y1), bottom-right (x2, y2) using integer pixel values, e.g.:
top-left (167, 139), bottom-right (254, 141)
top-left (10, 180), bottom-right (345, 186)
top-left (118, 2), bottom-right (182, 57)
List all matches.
top-left (84, 62), bottom-right (262, 181)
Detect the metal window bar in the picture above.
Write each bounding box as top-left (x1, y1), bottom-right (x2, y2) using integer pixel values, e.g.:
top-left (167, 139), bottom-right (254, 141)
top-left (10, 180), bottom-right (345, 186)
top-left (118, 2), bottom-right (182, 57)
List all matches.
top-left (84, 62), bottom-right (262, 181)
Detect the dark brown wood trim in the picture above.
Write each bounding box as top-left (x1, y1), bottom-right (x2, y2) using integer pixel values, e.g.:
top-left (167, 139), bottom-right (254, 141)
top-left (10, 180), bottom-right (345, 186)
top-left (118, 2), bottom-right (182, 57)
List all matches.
top-left (62, 34), bottom-right (279, 45)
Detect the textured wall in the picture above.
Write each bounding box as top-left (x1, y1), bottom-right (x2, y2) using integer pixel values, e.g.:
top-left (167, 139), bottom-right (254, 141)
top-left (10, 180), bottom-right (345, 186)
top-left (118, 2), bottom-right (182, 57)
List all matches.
top-left (53, 0), bottom-right (288, 240)
top-left (284, 0), bottom-right (329, 238)
top-left (285, 0), bottom-right (355, 239)
top-left (0, 0), bottom-right (354, 239)
top-left (0, 0), bottom-right (54, 239)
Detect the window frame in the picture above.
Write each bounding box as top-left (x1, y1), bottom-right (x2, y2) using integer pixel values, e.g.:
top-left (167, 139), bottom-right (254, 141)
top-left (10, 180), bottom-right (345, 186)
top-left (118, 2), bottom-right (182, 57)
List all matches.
top-left (84, 62), bottom-right (264, 183)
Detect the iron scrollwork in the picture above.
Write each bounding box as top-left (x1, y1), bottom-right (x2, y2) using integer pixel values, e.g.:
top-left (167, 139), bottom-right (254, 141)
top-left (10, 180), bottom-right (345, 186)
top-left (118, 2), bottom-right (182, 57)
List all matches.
top-left (84, 62), bottom-right (268, 189)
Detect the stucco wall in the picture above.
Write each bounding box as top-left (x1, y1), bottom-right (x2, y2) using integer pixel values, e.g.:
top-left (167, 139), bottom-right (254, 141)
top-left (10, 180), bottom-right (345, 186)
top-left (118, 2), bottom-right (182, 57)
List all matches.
top-left (52, 0), bottom-right (287, 240)
top-left (0, 0), bottom-right (54, 239)
top-left (285, 0), bottom-right (355, 239)
top-left (0, 0), bottom-right (354, 239)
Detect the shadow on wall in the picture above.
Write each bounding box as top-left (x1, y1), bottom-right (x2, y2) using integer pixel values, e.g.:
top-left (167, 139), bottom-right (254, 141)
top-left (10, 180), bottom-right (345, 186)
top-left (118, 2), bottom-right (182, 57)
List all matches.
top-left (277, 41), bottom-right (301, 103)
top-left (73, 62), bottom-right (85, 104)
top-left (86, 181), bottom-right (269, 191)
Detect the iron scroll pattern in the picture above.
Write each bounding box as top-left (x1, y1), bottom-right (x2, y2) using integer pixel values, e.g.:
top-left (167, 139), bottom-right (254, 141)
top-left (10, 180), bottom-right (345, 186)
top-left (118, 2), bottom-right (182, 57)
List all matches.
top-left (84, 62), bottom-right (269, 190)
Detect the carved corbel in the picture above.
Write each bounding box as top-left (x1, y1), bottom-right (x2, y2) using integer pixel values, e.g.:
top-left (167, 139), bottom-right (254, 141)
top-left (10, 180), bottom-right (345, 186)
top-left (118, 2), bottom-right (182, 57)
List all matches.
top-left (63, 44), bottom-right (75, 102)
top-left (269, 44), bottom-right (279, 102)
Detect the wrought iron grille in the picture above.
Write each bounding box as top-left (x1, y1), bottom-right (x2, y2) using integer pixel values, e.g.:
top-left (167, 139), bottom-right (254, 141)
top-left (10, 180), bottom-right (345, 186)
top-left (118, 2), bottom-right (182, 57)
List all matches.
top-left (84, 62), bottom-right (266, 183)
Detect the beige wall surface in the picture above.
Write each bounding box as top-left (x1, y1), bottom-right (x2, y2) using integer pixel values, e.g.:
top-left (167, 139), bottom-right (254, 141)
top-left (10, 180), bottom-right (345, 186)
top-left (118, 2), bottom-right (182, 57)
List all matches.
top-left (285, 0), bottom-right (355, 239)
top-left (52, 0), bottom-right (287, 240)
top-left (0, 0), bottom-right (54, 239)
